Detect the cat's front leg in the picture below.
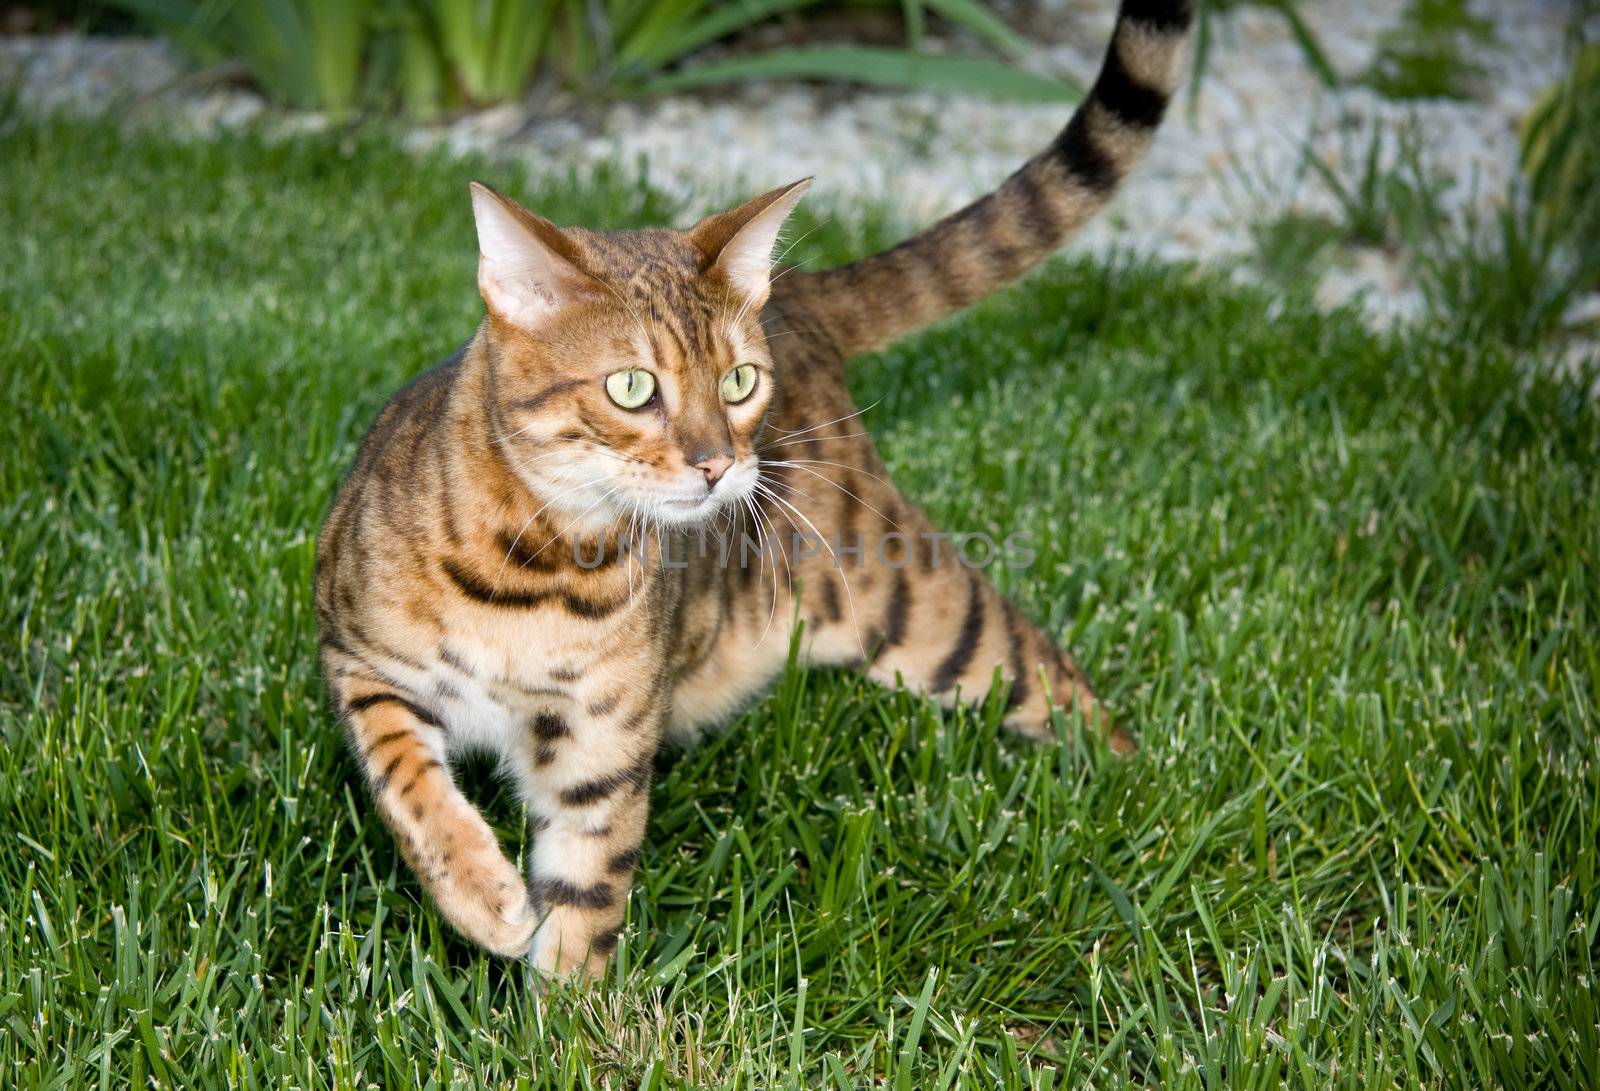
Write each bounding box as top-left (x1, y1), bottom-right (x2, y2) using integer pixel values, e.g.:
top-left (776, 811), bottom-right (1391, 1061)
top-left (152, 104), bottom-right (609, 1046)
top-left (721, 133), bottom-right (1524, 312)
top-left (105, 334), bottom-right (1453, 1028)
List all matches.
top-left (519, 701), bottom-right (661, 979)
top-left (340, 683), bottom-right (536, 956)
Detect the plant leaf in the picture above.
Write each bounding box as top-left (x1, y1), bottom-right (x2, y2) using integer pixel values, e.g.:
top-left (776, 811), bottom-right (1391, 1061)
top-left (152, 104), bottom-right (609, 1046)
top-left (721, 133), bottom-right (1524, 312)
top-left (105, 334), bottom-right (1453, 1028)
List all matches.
top-left (923, 0), bottom-right (1029, 55)
top-left (618, 0), bottom-right (819, 71)
top-left (640, 45), bottom-right (1080, 103)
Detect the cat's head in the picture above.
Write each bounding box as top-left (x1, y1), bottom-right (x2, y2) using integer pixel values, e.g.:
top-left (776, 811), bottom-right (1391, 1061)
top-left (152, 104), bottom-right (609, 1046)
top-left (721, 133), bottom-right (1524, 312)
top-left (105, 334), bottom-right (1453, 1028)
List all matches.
top-left (468, 179), bottom-right (810, 531)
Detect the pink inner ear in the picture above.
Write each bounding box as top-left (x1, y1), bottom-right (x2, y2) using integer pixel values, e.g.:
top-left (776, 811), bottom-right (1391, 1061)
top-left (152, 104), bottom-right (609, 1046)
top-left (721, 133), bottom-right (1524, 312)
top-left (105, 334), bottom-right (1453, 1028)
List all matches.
top-left (470, 182), bottom-right (604, 328)
top-left (695, 179), bottom-right (812, 299)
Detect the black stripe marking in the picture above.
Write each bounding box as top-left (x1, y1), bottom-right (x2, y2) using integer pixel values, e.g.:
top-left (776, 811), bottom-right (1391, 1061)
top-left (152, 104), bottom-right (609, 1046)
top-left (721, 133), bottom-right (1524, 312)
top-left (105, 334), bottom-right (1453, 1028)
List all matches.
top-left (965, 196), bottom-right (1024, 278)
top-left (873, 571), bottom-right (911, 661)
top-left (442, 558), bottom-right (624, 618)
top-left (1093, 40), bottom-right (1171, 129)
top-left (530, 877), bottom-right (615, 910)
top-left (438, 645), bottom-right (474, 674)
top-left (496, 528), bottom-right (566, 573)
top-left (509, 378), bottom-right (584, 415)
top-left (442, 558), bottom-right (542, 607)
top-left (607, 848), bottom-right (640, 874)
top-left (819, 575), bottom-right (842, 624)
top-left (532, 712), bottom-right (571, 766)
top-left (932, 578), bottom-right (986, 694)
top-left (345, 691), bottom-right (442, 729)
top-left (1119, 0), bottom-right (1195, 34)
top-left (1002, 601), bottom-right (1030, 712)
top-left (591, 927), bottom-right (621, 954)
top-left (374, 753), bottom-right (406, 794)
top-left (587, 690), bottom-right (624, 718)
top-left (398, 760), bottom-right (441, 798)
top-left (1011, 168), bottom-right (1061, 241)
top-left (560, 753), bottom-right (653, 807)
top-left (1052, 112), bottom-right (1120, 194)
top-left (556, 587), bottom-right (626, 620)
top-left (319, 632), bottom-right (355, 658)
top-left (361, 729), bottom-right (410, 760)
top-left (531, 712), bottom-right (570, 741)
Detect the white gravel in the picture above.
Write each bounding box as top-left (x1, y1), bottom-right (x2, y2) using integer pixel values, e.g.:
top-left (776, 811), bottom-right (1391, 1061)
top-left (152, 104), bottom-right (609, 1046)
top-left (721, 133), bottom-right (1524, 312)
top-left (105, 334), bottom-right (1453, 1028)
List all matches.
top-left (2, 0), bottom-right (1592, 334)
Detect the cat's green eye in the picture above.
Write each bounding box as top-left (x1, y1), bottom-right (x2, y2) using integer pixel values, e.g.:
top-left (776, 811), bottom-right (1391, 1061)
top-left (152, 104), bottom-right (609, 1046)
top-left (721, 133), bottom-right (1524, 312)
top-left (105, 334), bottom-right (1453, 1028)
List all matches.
top-left (721, 364), bottom-right (758, 404)
top-left (605, 369), bottom-right (656, 409)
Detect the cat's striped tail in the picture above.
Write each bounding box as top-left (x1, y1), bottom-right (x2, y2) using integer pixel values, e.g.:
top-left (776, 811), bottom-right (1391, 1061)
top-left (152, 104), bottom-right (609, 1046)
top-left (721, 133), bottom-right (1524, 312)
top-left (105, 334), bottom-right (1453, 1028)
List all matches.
top-left (785, 0), bottom-right (1195, 358)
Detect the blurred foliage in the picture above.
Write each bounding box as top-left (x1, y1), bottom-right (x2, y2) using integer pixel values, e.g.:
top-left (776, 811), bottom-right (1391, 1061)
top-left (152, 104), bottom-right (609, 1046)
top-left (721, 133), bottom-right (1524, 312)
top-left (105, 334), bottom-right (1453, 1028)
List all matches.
top-left (1521, 29), bottom-right (1600, 270)
top-left (104, 0), bottom-right (1075, 118)
top-left (0, 0), bottom-right (137, 32)
top-left (1362, 0), bottom-right (1493, 101)
top-left (116, 0), bottom-right (370, 114)
top-left (1189, 0), bottom-right (1337, 109)
top-left (1280, 104), bottom-right (1599, 351)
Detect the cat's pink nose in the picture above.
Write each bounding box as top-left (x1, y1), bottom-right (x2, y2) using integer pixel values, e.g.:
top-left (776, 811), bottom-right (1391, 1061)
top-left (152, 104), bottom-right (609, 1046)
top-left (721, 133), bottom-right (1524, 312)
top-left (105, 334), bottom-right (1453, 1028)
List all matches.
top-left (693, 453), bottom-right (733, 487)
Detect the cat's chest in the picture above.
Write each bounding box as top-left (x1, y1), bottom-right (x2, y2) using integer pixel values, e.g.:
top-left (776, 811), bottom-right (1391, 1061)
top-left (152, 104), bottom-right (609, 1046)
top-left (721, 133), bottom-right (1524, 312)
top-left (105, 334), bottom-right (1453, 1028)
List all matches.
top-left (411, 585), bottom-right (672, 753)
top-left (422, 628), bottom-right (568, 747)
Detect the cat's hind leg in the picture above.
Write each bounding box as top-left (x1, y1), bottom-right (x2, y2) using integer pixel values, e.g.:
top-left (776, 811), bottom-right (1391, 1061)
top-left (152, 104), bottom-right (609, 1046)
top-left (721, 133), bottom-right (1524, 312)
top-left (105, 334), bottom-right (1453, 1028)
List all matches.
top-left (795, 506), bottom-right (1132, 753)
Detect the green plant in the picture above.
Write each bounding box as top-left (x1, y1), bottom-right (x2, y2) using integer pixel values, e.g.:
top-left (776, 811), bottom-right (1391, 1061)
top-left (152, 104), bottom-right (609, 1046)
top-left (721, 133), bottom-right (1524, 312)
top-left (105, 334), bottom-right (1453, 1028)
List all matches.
top-left (1522, 35), bottom-right (1600, 263)
top-left (642, 44), bottom-right (1076, 101)
top-left (115, 0), bottom-right (372, 115)
top-left (1362, 0), bottom-right (1492, 101)
top-left (404, 0), bottom-right (556, 107)
top-left (1247, 208), bottom-right (1341, 285)
top-left (627, 0), bottom-right (1075, 101)
top-left (113, 0), bottom-right (1077, 119)
top-left (1299, 118), bottom-right (1427, 250)
top-left (1400, 178), bottom-right (1600, 352)
top-left (1298, 112), bottom-right (1598, 351)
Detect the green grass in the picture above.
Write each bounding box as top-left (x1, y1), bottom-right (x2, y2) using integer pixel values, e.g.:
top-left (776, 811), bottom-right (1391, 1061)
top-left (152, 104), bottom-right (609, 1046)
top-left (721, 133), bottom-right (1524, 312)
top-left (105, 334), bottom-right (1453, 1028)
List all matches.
top-left (2, 116), bottom-right (1598, 1088)
top-left (1246, 209), bottom-right (1342, 286)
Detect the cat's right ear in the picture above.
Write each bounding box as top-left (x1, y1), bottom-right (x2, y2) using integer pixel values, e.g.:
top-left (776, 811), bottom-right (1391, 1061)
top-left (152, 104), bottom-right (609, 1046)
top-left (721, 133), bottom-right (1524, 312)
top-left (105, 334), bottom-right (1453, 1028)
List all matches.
top-left (469, 182), bottom-right (600, 329)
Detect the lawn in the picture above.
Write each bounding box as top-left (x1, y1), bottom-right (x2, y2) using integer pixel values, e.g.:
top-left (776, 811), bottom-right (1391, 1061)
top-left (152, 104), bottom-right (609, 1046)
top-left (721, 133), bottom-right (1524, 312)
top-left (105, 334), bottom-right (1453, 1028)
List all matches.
top-left (1, 115), bottom-right (1596, 1089)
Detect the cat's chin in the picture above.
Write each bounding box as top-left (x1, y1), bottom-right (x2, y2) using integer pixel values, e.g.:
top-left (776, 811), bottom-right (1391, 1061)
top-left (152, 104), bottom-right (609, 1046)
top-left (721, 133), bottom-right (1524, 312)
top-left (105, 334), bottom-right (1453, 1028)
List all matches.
top-left (650, 494), bottom-right (735, 528)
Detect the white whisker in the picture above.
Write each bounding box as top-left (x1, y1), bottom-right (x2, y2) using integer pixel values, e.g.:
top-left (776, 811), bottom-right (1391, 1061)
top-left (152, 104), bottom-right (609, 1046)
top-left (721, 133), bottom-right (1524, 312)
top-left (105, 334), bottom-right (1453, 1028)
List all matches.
top-left (758, 431), bottom-right (872, 452)
top-left (760, 459), bottom-right (903, 530)
top-left (762, 399), bottom-right (880, 442)
top-left (752, 479), bottom-right (864, 659)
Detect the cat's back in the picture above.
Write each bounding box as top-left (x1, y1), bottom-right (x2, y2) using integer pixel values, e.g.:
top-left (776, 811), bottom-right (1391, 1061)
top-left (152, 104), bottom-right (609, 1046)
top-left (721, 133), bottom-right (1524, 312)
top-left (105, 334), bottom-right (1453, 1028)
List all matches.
top-left (340, 344), bottom-right (465, 503)
top-left (314, 343), bottom-right (466, 625)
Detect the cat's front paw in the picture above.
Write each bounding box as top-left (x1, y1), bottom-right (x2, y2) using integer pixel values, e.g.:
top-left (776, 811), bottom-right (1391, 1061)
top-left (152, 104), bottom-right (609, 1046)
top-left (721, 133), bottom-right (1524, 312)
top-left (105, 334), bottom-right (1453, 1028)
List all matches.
top-left (433, 841), bottom-right (537, 957)
top-left (529, 912), bottom-right (617, 981)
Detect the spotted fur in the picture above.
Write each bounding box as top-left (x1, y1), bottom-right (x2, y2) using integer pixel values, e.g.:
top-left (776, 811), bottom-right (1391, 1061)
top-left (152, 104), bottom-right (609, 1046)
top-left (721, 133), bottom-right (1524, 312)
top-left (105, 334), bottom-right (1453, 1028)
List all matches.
top-left (315, 0), bottom-right (1193, 977)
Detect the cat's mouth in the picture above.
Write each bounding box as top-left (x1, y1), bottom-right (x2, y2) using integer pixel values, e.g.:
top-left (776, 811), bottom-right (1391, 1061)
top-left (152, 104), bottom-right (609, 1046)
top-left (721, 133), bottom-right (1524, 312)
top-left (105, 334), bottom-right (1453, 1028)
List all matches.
top-left (639, 463), bottom-right (756, 526)
top-left (649, 480), bottom-right (752, 526)
top-left (655, 493), bottom-right (730, 525)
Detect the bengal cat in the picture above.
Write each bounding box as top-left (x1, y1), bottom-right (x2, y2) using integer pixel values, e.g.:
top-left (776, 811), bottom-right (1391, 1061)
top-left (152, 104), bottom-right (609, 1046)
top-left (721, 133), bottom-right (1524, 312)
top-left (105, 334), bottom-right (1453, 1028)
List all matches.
top-left (315, 0), bottom-right (1194, 977)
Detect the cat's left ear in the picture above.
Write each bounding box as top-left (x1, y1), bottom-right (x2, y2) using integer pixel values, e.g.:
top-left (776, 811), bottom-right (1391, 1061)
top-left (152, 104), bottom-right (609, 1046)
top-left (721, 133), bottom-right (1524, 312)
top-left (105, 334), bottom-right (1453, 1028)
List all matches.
top-left (691, 178), bottom-right (812, 301)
